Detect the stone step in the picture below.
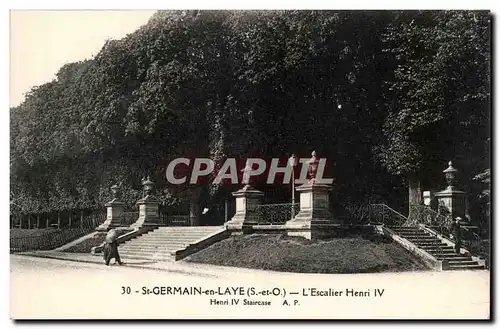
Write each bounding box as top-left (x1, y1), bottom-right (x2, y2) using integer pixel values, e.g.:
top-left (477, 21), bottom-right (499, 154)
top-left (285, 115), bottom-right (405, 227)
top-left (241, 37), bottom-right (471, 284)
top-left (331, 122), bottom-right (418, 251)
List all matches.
top-left (435, 255), bottom-right (472, 261)
top-left (422, 249), bottom-right (457, 254)
top-left (130, 233), bottom-right (210, 238)
top-left (420, 245), bottom-right (454, 249)
top-left (414, 242), bottom-right (449, 247)
top-left (148, 229), bottom-right (219, 233)
top-left (398, 233), bottom-right (434, 237)
top-left (429, 254), bottom-right (463, 259)
top-left (122, 239), bottom-right (190, 245)
top-left (122, 240), bottom-right (191, 246)
top-left (117, 226), bottom-right (224, 261)
top-left (401, 235), bottom-right (437, 239)
top-left (428, 254), bottom-right (460, 258)
top-left (137, 231), bottom-right (214, 236)
top-left (446, 264), bottom-right (484, 270)
top-left (154, 227), bottom-right (222, 232)
top-left (423, 250), bottom-right (458, 255)
top-left (448, 260), bottom-right (479, 266)
top-left (120, 252), bottom-right (175, 261)
top-left (132, 235), bottom-right (210, 240)
top-left (120, 246), bottom-right (187, 252)
top-left (120, 250), bottom-right (176, 258)
top-left (398, 235), bottom-right (434, 239)
top-left (409, 240), bottom-right (448, 247)
top-left (410, 241), bottom-right (443, 245)
top-left (392, 231), bottom-right (425, 235)
top-left (120, 244), bottom-right (187, 251)
top-left (390, 230), bottom-right (423, 234)
top-left (120, 250), bottom-right (175, 258)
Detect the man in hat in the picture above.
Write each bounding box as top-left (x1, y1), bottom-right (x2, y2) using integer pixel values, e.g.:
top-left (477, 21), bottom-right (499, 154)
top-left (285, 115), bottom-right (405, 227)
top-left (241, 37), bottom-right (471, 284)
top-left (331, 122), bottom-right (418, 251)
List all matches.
top-left (452, 217), bottom-right (462, 254)
top-left (103, 229), bottom-right (123, 266)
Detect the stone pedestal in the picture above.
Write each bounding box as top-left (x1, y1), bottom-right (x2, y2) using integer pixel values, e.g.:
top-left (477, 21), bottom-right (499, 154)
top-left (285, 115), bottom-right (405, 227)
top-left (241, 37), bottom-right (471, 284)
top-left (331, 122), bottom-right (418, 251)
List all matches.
top-left (96, 184), bottom-right (125, 231)
top-left (435, 188), bottom-right (468, 222)
top-left (435, 161), bottom-right (470, 224)
top-left (96, 199), bottom-right (125, 231)
top-left (130, 195), bottom-right (160, 228)
top-left (226, 185), bottom-right (263, 234)
top-left (285, 180), bottom-right (341, 239)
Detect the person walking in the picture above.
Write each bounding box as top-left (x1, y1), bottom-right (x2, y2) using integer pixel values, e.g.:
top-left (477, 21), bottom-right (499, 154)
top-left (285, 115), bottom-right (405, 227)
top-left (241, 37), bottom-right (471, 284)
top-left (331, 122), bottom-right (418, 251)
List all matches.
top-left (452, 217), bottom-right (462, 254)
top-left (103, 229), bottom-right (123, 266)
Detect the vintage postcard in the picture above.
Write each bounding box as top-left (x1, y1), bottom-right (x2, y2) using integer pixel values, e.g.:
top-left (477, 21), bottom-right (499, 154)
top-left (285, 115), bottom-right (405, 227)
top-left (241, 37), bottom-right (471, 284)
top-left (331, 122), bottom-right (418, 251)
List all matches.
top-left (9, 9), bottom-right (491, 320)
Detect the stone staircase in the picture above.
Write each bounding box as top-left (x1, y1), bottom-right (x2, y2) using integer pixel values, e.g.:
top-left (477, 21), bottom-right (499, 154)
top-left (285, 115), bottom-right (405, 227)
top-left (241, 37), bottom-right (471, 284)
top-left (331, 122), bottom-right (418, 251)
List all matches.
top-left (118, 226), bottom-right (224, 261)
top-left (387, 226), bottom-right (485, 270)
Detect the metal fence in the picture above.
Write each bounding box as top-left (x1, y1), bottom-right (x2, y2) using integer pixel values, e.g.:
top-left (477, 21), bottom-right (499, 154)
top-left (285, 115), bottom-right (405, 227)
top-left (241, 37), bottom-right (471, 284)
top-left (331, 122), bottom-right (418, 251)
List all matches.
top-left (10, 210), bottom-right (107, 230)
top-left (160, 214), bottom-right (190, 226)
top-left (335, 203), bottom-right (408, 227)
top-left (407, 205), bottom-right (452, 228)
top-left (10, 210), bottom-right (107, 252)
top-left (121, 212), bottom-right (139, 226)
top-left (256, 203), bottom-right (300, 225)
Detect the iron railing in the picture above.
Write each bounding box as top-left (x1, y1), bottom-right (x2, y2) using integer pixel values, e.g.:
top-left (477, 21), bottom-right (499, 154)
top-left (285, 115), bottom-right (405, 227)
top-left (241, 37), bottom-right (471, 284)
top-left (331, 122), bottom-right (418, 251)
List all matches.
top-left (121, 211), bottom-right (191, 226)
top-left (160, 214), bottom-right (190, 227)
top-left (407, 205), bottom-right (488, 264)
top-left (10, 210), bottom-right (106, 252)
top-left (337, 203), bottom-right (408, 227)
top-left (121, 212), bottom-right (139, 226)
top-left (408, 205), bottom-right (452, 228)
top-left (256, 203), bottom-right (300, 225)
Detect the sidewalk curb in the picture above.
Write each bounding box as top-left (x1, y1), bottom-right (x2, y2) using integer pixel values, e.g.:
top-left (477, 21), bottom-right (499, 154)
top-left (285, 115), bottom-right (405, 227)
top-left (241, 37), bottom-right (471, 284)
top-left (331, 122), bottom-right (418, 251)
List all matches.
top-left (15, 252), bottom-right (219, 278)
top-left (18, 252), bottom-right (102, 265)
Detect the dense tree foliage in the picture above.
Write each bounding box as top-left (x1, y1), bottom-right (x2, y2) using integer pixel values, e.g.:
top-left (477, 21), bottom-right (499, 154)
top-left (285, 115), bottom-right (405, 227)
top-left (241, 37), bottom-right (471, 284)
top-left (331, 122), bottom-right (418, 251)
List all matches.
top-left (10, 10), bottom-right (490, 225)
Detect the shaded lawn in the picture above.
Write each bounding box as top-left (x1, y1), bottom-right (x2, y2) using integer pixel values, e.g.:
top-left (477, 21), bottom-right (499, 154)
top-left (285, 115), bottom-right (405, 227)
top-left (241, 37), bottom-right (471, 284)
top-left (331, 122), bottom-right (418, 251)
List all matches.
top-left (10, 228), bottom-right (65, 239)
top-left (185, 234), bottom-right (429, 274)
top-left (63, 233), bottom-right (107, 253)
top-left (10, 228), bottom-right (94, 252)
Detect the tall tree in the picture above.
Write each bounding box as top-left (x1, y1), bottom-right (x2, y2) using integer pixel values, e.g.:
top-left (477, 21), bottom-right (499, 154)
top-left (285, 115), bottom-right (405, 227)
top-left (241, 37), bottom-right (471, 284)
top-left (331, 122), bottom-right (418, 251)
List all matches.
top-left (376, 10), bottom-right (490, 210)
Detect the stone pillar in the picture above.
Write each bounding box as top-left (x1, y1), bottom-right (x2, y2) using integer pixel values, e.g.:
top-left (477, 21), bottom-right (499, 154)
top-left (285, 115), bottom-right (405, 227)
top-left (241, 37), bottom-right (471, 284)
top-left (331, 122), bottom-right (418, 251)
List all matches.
top-left (225, 184), bottom-right (264, 234)
top-left (130, 177), bottom-right (160, 228)
top-left (285, 151), bottom-right (340, 240)
top-left (96, 184), bottom-right (125, 231)
top-left (434, 161), bottom-right (469, 224)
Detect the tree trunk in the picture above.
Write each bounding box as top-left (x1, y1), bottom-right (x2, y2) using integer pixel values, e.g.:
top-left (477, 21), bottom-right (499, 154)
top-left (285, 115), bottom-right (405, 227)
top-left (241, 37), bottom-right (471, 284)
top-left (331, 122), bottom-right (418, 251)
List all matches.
top-left (189, 202), bottom-right (201, 226)
top-left (80, 210), bottom-right (84, 228)
top-left (69, 212), bottom-right (72, 228)
top-left (408, 176), bottom-right (422, 216)
top-left (57, 212), bottom-right (61, 229)
top-left (36, 214), bottom-right (40, 229)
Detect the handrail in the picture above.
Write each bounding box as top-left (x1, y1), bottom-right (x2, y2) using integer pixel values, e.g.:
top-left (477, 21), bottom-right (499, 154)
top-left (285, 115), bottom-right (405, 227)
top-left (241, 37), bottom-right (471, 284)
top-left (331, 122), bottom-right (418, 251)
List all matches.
top-left (408, 205), bottom-right (451, 227)
top-left (371, 204), bottom-right (408, 223)
top-left (369, 204), bottom-right (408, 226)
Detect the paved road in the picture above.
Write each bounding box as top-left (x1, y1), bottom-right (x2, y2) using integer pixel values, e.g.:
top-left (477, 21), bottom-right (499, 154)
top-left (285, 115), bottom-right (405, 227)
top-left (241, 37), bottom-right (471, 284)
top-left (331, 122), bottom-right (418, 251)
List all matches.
top-left (10, 254), bottom-right (490, 320)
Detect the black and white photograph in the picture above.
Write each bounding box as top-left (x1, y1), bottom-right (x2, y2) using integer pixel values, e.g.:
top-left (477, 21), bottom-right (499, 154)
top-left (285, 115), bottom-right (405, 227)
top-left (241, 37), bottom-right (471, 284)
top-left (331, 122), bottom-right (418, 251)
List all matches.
top-left (8, 7), bottom-right (491, 320)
